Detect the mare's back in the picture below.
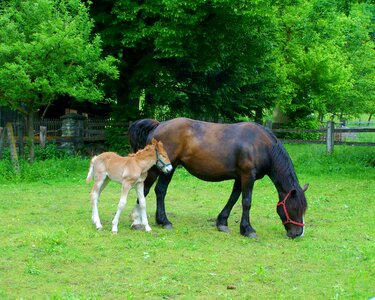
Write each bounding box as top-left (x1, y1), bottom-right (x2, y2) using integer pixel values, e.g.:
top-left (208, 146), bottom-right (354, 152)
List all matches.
top-left (154, 118), bottom-right (275, 181)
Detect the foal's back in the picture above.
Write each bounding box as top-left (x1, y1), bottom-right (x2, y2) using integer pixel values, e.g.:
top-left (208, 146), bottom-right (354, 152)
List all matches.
top-left (94, 152), bottom-right (137, 183)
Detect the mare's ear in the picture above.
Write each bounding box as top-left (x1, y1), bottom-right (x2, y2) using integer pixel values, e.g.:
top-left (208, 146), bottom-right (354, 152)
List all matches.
top-left (302, 184), bottom-right (309, 192)
top-left (151, 138), bottom-right (158, 145)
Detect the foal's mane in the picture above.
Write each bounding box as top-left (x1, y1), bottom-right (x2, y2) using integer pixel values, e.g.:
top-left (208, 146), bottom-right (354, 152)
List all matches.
top-left (128, 143), bottom-right (154, 158)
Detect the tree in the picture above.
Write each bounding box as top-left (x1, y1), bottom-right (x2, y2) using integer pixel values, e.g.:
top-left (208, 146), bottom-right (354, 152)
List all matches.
top-left (0, 0), bottom-right (118, 161)
top-left (90, 0), bottom-right (282, 122)
top-left (276, 0), bottom-right (375, 123)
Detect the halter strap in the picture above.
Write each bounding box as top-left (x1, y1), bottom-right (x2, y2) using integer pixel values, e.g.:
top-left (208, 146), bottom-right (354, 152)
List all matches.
top-left (155, 148), bottom-right (172, 171)
top-left (277, 191), bottom-right (305, 227)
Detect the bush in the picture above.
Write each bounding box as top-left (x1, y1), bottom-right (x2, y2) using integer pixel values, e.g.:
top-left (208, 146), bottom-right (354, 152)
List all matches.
top-left (105, 125), bottom-right (131, 155)
top-left (284, 117), bottom-right (322, 140)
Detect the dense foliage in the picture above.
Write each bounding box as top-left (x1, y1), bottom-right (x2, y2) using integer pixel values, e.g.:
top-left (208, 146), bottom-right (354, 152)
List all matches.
top-left (89, 0), bottom-right (375, 123)
top-left (0, 0), bottom-right (374, 127)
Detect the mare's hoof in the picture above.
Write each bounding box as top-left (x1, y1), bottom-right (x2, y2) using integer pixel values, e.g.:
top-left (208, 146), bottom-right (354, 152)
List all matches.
top-left (217, 225), bottom-right (230, 233)
top-left (112, 230), bottom-right (118, 235)
top-left (163, 224), bottom-right (173, 230)
top-left (131, 224), bottom-right (144, 231)
top-left (96, 226), bottom-right (103, 231)
top-left (244, 231), bottom-right (258, 238)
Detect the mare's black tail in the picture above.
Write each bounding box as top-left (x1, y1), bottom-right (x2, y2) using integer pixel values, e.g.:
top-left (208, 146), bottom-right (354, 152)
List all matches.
top-left (128, 119), bottom-right (160, 152)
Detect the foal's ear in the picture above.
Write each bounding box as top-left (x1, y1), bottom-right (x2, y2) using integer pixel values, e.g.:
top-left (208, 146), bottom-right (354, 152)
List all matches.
top-left (151, 138), bottom-right (158, 145)
top-left (302, 184), bottom-right (309, 192)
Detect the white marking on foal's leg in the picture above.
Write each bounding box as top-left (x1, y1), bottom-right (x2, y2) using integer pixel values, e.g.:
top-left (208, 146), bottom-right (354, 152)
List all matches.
top-left (111, 183), bottom-right (131, 234)
top-left (136, 183), bottom-right (151, 232)
top-left (131, 203), bottom-right (142, 227)
top-left (91, 189), bottom-right (103, 230)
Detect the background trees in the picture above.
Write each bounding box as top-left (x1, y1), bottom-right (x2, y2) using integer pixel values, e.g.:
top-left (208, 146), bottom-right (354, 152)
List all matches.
top-left (277, 0), bottom-right (375, 124)
top-left (90, 0), bottom-right (284, 122)
top-left (0, 0), bottom-right (118, 160)
top-left (1, 0), bottom-right (374, 134)
top-left (88, 0), bottom-right (374, 123)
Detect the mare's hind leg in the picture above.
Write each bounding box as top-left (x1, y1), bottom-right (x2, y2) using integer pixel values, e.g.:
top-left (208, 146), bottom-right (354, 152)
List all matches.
top-left (91, 176), bottom-right (109, 230)
top-left (216, 179), bottom-right (241, 233)
top-left (134, 182), bottom-right (151, 232)
top-left (111, 182), bottom-right (131, 234)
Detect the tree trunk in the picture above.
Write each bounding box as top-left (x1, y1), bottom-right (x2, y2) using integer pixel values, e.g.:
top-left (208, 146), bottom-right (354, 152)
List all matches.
top-left (26, 111), bottom-right (35, 162)
top-left (254, 107), bottom-right (263, 124)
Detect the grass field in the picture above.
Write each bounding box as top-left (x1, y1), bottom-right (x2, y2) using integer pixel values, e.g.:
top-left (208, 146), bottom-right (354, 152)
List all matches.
top-left (0, 144), bottom-right (374, 299)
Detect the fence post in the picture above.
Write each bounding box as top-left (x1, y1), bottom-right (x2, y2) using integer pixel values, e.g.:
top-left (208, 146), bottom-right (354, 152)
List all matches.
top-left (265, 120), bottom-right (273, 130)
top-left (326, 121), bottom-right (334, 155)
top-left (40, 126), bottom-right (47, 148)
top-left (6, 123), bottom-right (20, 173)
top-left (17, 123), bottom-right (24, 156)
top-left (0, 127), bottom-right (4, 159)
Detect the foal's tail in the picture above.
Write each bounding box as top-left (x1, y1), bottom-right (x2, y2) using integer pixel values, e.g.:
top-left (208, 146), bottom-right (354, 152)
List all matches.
top-left (86, 156), bottom-right (97, 183)
top-left (128, 119), bottom-right (160, 152)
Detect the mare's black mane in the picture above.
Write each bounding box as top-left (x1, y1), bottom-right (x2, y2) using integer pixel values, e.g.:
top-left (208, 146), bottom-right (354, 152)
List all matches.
top-left (129, 119), bottom-right (160, 151)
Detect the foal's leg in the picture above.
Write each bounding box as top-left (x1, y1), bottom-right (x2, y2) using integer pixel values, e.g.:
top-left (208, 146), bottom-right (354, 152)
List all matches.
top-left (216, 179), bottom-right (242, 233)
top-left (132, 168), bottom-right (160, 230)
top-left (135, 182), bottom-right (151, 232)
top-left (91, 176), bottom-right (109, 230)
top-left (111, 182), bottom-right (131, 234)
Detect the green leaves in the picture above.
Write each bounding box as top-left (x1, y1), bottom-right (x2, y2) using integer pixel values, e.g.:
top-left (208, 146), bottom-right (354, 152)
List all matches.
top-left (0, 0), bottom-right (119, 113)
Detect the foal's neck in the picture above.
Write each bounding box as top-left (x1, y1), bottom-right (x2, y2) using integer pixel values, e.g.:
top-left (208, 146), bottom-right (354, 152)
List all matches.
top-left (133, 147), bottom-right (157, 172)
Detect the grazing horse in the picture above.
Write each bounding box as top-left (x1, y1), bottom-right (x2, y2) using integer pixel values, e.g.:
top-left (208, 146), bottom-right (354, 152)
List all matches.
top-left (129, 118), bottom-right (308, 238)
top-left (86, 138), bottom-right (173, 233)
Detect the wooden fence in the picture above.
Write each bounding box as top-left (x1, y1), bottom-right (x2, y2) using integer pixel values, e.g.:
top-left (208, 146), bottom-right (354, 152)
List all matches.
top-left (267, 120), bottom-right (375, 154)
top-left (0, 118), bottom-right (374, 158)
top-left (33, 118), bottom-right (130, 142)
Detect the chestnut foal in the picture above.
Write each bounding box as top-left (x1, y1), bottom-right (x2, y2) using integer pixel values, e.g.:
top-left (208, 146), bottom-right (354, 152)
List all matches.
top-left (86, 138), bottom-right (172, 233)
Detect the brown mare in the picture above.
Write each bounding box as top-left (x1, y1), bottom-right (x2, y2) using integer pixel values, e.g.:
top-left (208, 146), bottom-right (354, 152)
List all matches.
top-left (86, 138), bottom-right (172, 233)
top-left (129, 118), bottom-right (308, 238)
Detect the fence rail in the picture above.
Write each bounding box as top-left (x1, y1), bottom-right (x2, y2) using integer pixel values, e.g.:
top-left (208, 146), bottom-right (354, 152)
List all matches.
top-left (0, 118), bottom-right (374, 158)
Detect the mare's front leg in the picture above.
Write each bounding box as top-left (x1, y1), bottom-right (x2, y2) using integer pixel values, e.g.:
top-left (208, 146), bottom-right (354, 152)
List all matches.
top-left (216, 179), bottom-right (241, 233)
top-left (111, 182), bottom-right (131, 234)
top-left (155, 169), bottom-right (175, 229)
top-left (240, 172), bottom-right (257, 238)
top-left (134, 181), bottom-right (151, 232)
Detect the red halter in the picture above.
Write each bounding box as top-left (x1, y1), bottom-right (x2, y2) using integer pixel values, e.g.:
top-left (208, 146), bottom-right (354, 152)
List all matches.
top-left (277, 191), bottom-right (305, 227)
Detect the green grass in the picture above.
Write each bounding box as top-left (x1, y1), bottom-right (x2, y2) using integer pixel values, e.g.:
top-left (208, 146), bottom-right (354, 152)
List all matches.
top-left (0, 145), bottom-right (374, 299)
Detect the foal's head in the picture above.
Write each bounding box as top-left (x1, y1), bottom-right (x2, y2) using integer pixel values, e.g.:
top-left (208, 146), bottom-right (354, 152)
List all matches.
top-left (151, 138), bottom-right (173, 174)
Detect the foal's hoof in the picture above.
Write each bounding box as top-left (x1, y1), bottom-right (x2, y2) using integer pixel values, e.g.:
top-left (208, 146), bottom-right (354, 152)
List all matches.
top-left (131, 224), bottom-right (144, 231)
top-left (163, 224), bottom-right (173, 230)
top-left (217, 225), bottom-right (230, 233)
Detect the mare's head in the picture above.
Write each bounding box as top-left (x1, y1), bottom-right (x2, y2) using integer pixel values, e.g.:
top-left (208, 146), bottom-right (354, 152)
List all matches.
top-left (277, 184), bottom-right (308, 238)
top-left (152, 138), bottom-right (173, 174)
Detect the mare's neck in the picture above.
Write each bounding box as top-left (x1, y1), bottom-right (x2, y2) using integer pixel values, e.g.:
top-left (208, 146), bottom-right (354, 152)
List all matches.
top-left (269, 170), bottom-right (298, 201)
